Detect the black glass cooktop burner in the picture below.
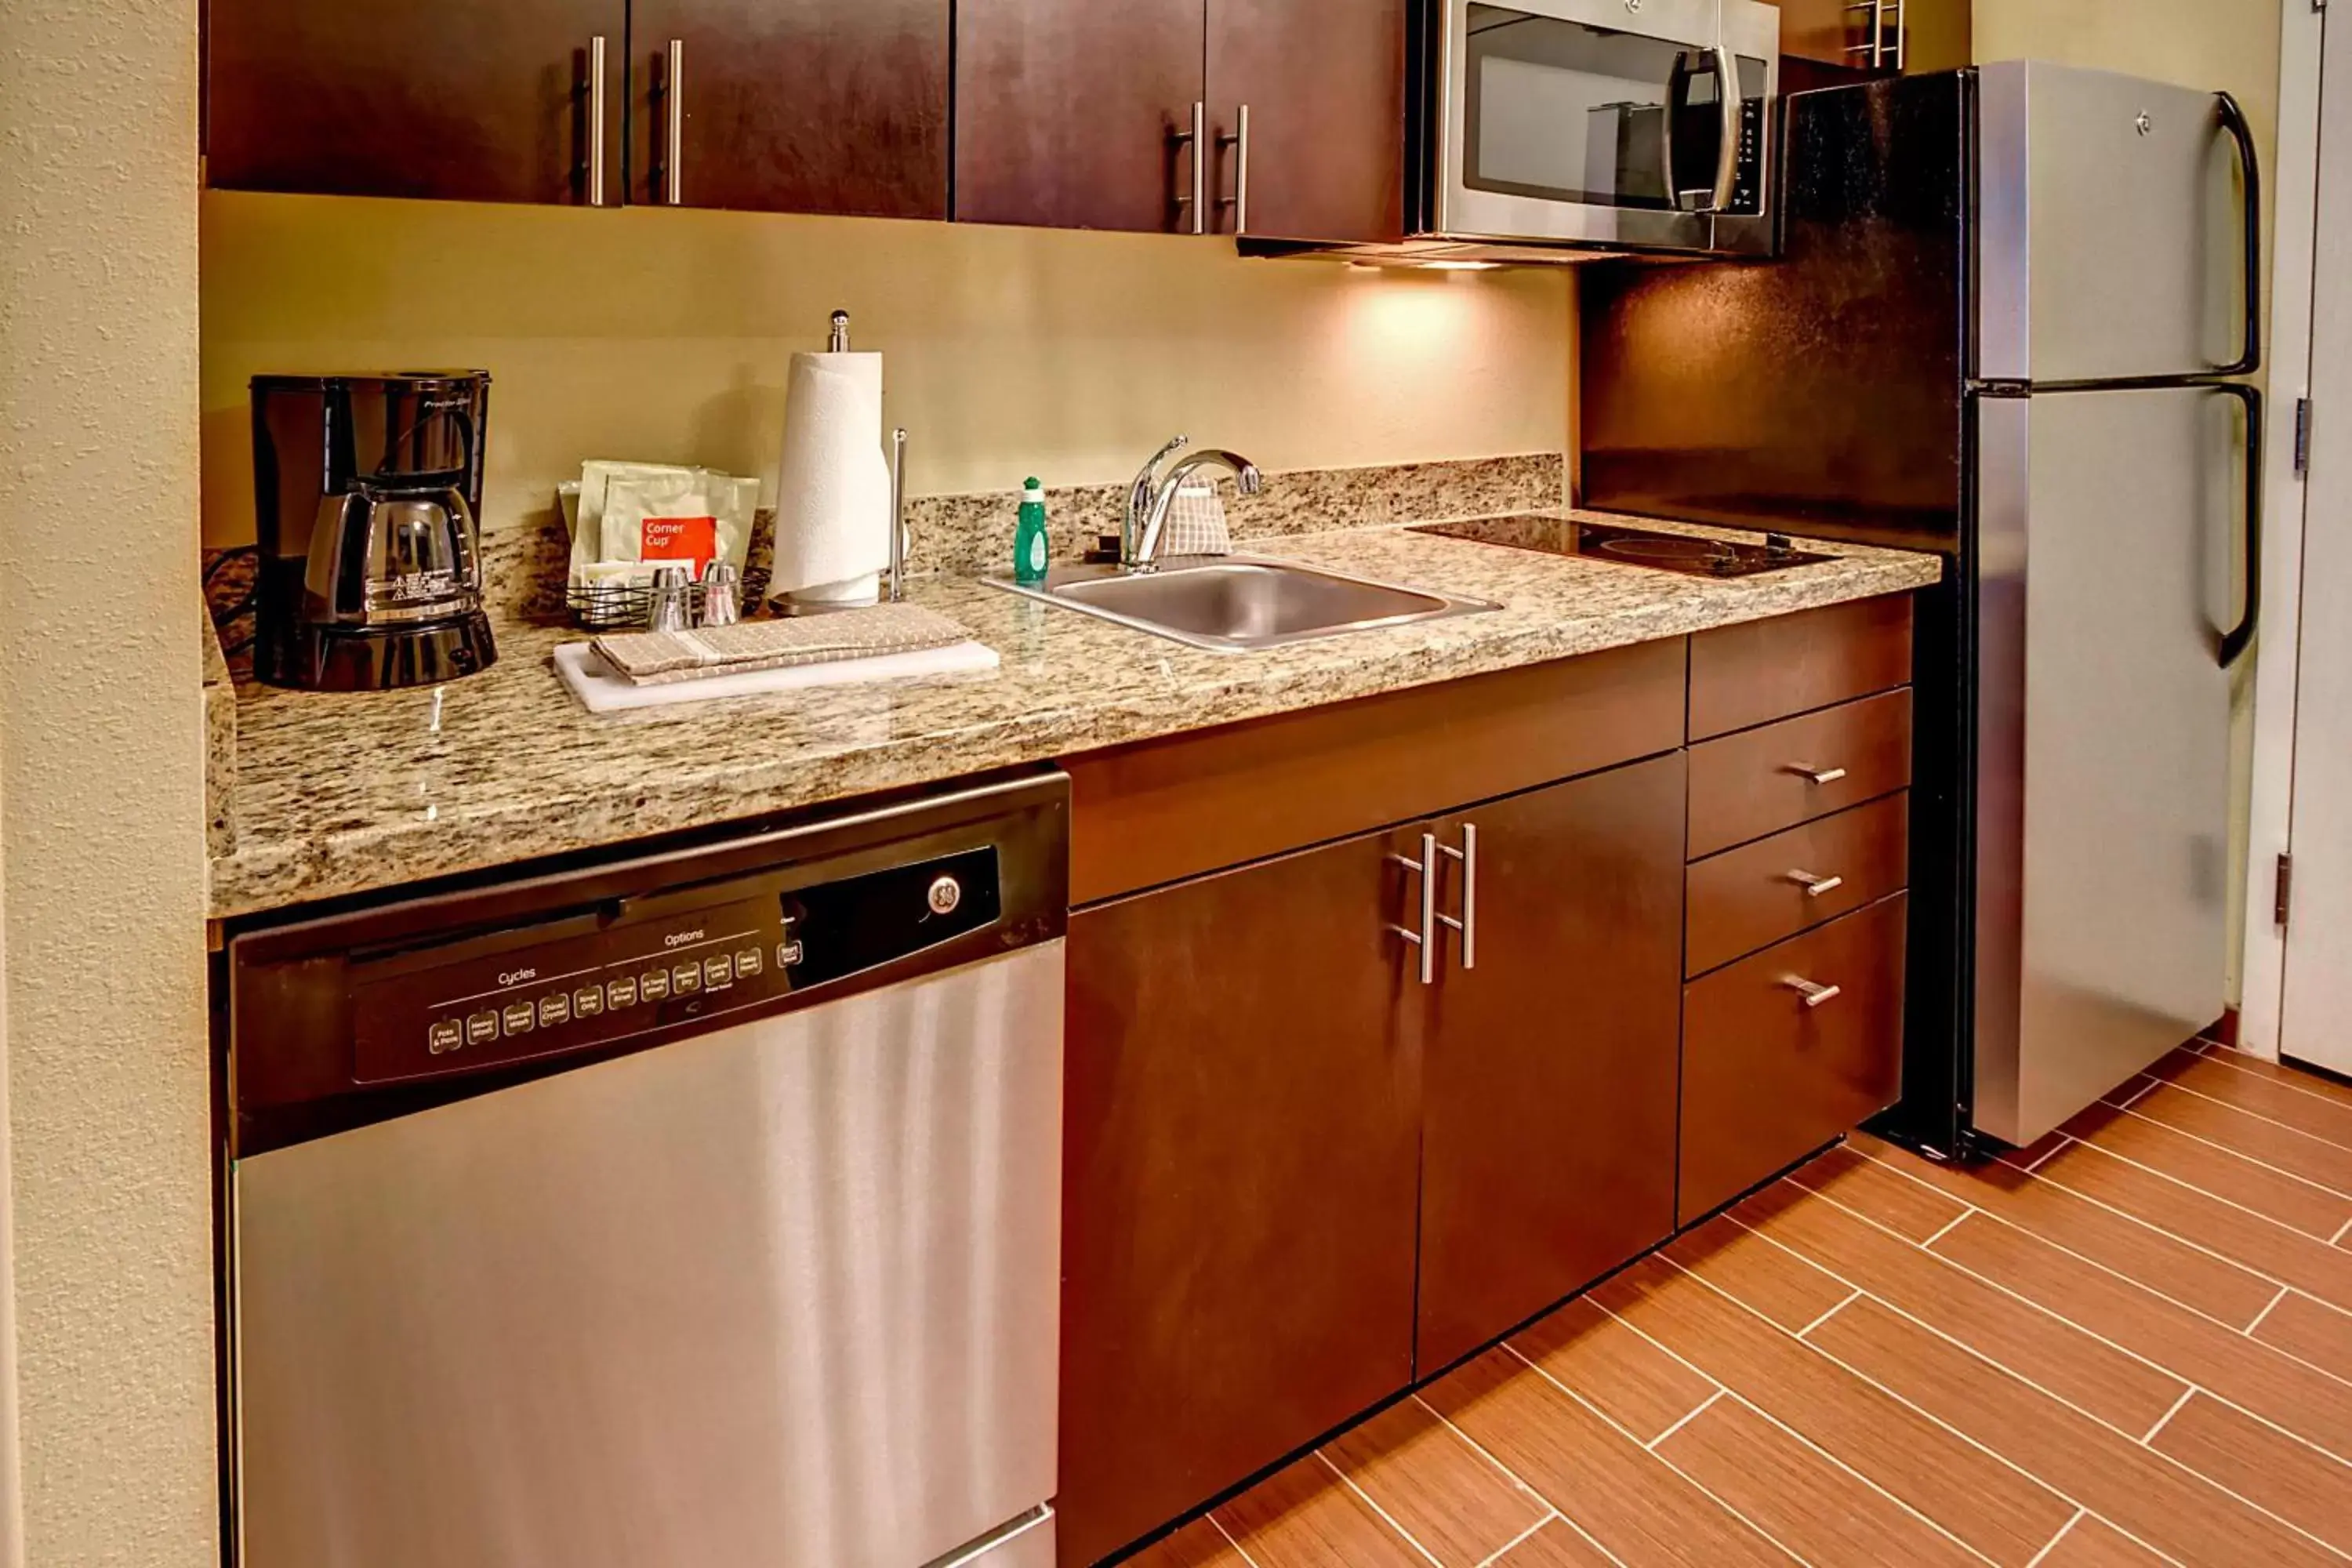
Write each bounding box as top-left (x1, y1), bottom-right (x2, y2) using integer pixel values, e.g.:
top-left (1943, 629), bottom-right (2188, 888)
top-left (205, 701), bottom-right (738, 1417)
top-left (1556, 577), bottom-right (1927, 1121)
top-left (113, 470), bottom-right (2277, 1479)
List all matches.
top-left (1410, 516), bottom-right (1832, 579)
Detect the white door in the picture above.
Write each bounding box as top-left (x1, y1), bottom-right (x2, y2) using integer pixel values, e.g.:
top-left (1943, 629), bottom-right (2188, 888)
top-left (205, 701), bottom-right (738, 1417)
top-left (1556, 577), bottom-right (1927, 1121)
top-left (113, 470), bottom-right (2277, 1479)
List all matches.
top-left (2279, 14), bottom-right (2352, 1077)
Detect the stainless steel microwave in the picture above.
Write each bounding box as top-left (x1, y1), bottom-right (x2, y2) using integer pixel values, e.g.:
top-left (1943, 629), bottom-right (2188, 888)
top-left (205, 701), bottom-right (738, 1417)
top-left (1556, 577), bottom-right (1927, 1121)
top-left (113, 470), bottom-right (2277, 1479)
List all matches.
top-left (1406, 0), bottom-right (1781, 258)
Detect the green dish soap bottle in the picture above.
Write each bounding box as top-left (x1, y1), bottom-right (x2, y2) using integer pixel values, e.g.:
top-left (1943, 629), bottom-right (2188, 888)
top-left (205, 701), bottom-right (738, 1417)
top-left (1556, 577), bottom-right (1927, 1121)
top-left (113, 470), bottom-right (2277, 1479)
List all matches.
top-left (1013, 477), bottom-right (1051, 584)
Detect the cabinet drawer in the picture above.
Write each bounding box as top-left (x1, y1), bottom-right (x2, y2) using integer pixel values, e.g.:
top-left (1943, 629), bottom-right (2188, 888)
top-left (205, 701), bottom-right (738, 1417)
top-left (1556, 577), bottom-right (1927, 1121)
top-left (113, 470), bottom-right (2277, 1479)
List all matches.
top-left (1687, 688), bottom-right (1913, 859)
top-left (1689, 594), bottom-right (1914, 741)
top-left (1686, 794), bottom-right (1909, 978)
top-left (1679, 895), bottom-right (1907, 1226)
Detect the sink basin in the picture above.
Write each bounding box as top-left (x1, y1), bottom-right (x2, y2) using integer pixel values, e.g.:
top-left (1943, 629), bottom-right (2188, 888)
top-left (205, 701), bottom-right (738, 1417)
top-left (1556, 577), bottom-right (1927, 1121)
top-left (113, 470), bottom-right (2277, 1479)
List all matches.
top-left (988, 555), bottom-right (1500, 652)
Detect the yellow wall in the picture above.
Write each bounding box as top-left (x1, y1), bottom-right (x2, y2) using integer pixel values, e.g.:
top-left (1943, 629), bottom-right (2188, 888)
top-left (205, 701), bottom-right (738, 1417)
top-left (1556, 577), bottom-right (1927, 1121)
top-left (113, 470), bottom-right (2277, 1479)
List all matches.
top-left (1975, 0), bottom-right (2285, 1004)
top-left (0, 0), bottom-right (216, 1561)
top-left (201, 194), bottom-right (1575, 546)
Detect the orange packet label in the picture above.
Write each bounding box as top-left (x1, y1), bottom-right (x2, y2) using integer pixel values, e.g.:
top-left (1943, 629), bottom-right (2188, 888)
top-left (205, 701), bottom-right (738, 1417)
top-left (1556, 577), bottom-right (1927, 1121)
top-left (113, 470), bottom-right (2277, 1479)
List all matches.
top-left (641, 515), bottom-right (718, 568)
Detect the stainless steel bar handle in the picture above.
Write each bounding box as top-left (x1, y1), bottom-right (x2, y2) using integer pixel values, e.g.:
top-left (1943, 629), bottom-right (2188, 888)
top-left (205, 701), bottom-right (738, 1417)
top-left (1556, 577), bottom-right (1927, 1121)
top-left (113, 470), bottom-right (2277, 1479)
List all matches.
top-left (1217, 104), bottom-right (1250, 234)
top-left (1889, 0), bottom-right (1905, 71)
top-left (666, 38), bottom-right (685, 205)
top-left (1784, 976), bottom-right (1843, 1009)
top-left (1785, 869), bottom-right (1845, 899)
top-left (1708, 44), bottom-right (1740, 212)
top-left (888, 428), bottom-right (909, 603)
top-left (1785, 762), bottom-right (1849, 786)
top-left (1436, 825), bottom-right (1476, 971)
top-left (1388, 834), bottom-right (1438, 986)
top-left (1171, 103), bottom-right (1207, 234)
top-left (587, 35), bottom-right (608, 207)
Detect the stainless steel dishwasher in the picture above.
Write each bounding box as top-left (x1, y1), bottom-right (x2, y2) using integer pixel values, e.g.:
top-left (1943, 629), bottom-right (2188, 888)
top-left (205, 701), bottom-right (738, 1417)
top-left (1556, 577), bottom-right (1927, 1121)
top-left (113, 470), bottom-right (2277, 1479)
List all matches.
top-left (223, 774), bottom-right (1068, 1568)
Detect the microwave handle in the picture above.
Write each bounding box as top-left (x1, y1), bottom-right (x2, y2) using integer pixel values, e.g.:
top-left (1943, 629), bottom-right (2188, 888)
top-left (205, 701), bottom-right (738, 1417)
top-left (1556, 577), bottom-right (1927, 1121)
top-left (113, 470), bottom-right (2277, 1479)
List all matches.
top-left (1663, 52), bottom-right (1690, 212)
top-left (1707, 42), bottom-right (1740, 212)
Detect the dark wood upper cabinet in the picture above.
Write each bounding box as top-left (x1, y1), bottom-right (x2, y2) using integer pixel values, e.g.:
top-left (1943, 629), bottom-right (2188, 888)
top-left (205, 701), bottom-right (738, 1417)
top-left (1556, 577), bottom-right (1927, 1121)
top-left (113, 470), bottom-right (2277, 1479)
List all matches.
top-left (205, 0), bottom-right (623, 204)
top-left (955, 0), bottom-right (1207, 231)
top-left (1205, 0), bottom-right (1407, 243)
top-left (1780, 0), bottom-right (1970, 81)
top-left (628, 0), bottom-right (948, 218)
top-left (1058, 829), bottom-right (1424, 1566)
top-left (1413, 755), bottom-right (1687, 1374)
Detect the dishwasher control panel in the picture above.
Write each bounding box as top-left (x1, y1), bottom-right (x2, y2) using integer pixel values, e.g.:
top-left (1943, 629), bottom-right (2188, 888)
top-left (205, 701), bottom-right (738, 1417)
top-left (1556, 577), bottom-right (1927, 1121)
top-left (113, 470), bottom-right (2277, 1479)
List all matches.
top-left (350, 846), bottom-right (1001, 1086)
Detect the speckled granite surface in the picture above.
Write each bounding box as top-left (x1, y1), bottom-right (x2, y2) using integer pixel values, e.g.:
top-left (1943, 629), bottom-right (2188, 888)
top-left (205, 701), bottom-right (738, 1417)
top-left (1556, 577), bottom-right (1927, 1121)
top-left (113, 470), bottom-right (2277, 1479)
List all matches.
top-left (209, 510), bottom-right (1940, 920)
top-left (203, 604), bottom-right (238, 857)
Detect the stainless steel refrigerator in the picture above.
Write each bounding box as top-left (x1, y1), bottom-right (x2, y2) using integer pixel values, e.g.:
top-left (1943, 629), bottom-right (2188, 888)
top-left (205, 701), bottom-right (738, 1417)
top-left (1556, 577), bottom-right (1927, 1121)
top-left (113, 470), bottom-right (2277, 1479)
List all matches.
top-left (1580, 61), bottom-right (2263, 1153)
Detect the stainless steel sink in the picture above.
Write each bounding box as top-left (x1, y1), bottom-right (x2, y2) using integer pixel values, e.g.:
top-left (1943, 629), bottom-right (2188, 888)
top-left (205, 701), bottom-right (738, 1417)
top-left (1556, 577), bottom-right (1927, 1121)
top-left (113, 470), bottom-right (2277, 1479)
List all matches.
top-left (987, 555), bottom-right (1500, 652)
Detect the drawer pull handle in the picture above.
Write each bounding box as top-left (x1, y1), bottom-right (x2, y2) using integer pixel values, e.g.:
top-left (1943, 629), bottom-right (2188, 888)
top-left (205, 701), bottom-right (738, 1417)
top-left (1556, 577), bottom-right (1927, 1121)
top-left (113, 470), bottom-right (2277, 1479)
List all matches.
top-left (1388, 833), bottom-right (1439, 986)
top-left (1786, 869), bottom-right (1845, 898)
top-left (1784, 976), bottom-right (1843, 1008)
top-left (1786, 763), bottom-right (1849, 786)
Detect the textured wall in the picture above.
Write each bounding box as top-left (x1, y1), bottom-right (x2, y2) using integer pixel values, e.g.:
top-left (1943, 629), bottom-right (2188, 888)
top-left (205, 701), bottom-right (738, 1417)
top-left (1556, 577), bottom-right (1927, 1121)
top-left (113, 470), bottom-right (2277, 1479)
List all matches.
top-left (199, 194), bottom-right (1574, 543)
top-left (0, 0), bottom-right (217, 1562)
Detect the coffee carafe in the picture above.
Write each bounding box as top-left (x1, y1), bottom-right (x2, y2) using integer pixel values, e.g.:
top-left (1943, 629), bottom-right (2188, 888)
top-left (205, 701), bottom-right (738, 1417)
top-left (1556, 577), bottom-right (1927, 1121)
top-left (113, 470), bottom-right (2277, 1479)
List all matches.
top-left (251, 372), bottom-right (497, 691)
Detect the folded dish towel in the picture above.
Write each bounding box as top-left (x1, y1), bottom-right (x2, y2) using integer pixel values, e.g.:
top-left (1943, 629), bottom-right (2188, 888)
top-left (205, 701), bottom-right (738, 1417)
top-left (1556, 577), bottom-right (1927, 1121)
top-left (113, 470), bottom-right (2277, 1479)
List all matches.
top-left (554, 640), bottom-right (999, 713)
top-left (1157, 478), bottom-right (1234, 557)
top-left (592, 603), bottom-right (971, 686)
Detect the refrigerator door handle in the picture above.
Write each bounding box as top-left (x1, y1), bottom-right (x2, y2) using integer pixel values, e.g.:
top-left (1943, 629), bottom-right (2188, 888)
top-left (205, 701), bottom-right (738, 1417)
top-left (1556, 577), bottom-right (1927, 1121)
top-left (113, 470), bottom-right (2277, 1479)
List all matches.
top-left (2215, 92), bottom-right (2263, 379)
top-left (2217, 381), bottom-right (2264, 668)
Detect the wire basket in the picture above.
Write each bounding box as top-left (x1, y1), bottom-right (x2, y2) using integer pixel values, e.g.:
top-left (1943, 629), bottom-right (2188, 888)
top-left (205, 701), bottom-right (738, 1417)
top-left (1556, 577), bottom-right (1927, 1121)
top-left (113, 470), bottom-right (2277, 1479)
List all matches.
top-left (565, 568), bottom-right (771, 631)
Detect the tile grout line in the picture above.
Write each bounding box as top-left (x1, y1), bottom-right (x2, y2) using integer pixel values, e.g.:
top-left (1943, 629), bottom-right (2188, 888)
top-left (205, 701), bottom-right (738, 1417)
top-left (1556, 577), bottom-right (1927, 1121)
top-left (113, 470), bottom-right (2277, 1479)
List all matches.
top-left (2111, 1077), bottom-right (2161, 1111)
top-left (1918, 1208), bottom-right (1976, 1249)
top-left (1984, 1140), bottom-right (2302, 1312)
top-left (1642, 1387), bottom-right (1726, 1452)
top-left (2096, 1095), bottom-right (2352, 1205)
top-left (1762, 1186), bottom-right (2352, 1556)
top-left (2246, 1285), bottom-right (2294, 1338)
top-left (1312, 1450), bottom-right (1446, 1568)
top-left (1585, 1285), bottom-right (2002, 1568)
top-left (1498, 1341), bottom-right (1817, 1566)
top-left (2018, 1140), bottom-right (2070, 1174)
top-left (2044, 1127), bottom-right (2352, 1244)
top-left (1793, 1286), bottom-right (1862, 1340)
top-left (2021, 1508), bottom-right (2086, 1568)
top-left (2132, 1073), bottom-right (2352, 1156)
top-left (2183, 1046), bottom-right (2352, 1119)
top-left (2334, 1214), bottom-right (2352, 1247)
top-left (2140, 1386), bottom-right (2199, 1445)
top-left (1471, 1510), bottom-right (1561, 1568)
top-left (1849, 1144), bottom-right (2352, 1378)
top-left (1410, 1396), bottom-right (1630, 1568)
top-left (1655, 1246), bottom-right (2222, 1568)
top-left (1206, 1510), bottom-right (1267, 1568)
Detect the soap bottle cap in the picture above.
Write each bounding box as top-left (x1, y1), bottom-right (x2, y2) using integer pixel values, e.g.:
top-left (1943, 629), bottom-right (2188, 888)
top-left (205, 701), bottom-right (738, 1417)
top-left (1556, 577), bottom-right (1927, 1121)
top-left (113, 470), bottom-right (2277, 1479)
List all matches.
top-left (1023, 477), bottom-right (1044, 499)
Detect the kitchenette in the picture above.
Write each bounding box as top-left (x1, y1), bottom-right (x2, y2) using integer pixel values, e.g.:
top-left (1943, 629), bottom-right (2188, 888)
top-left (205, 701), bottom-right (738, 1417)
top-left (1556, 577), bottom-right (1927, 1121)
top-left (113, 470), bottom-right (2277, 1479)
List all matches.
top-left (165, 1), bottom-right (2297, 1566)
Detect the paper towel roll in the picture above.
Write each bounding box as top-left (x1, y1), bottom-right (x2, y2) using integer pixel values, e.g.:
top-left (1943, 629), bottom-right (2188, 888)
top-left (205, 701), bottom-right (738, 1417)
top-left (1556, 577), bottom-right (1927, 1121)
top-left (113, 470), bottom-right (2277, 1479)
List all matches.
top-left (771, 350), bottom-right (892, 600)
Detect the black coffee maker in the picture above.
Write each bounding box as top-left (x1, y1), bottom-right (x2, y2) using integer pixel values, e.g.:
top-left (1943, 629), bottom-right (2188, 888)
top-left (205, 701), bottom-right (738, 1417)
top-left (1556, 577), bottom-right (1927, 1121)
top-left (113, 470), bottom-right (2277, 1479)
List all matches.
top-left (251, 372), bottom-right (498, 691)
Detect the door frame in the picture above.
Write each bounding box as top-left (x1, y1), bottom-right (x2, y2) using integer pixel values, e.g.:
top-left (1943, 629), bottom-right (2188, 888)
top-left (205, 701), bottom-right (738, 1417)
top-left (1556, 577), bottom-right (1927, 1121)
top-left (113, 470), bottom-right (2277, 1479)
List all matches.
top-left (2235, 5), bottom-right (2325, 1063)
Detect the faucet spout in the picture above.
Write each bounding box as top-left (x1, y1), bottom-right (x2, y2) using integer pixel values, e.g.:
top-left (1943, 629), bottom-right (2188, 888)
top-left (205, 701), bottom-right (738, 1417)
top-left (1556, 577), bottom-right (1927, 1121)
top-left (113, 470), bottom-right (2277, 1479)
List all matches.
top-left (1131, 449), bottom-right (1263, 570)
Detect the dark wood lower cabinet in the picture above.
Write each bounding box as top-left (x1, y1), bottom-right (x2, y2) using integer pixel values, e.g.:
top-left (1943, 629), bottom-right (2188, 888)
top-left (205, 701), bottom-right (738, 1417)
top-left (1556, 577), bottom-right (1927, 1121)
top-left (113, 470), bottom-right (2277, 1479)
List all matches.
top-left (1679, 895), bottom-right (1910, 1225)
top-left (1414, 754), bottom-right (1687, 1374)
top-left (1059, 829), bottom-right (1425, 1566)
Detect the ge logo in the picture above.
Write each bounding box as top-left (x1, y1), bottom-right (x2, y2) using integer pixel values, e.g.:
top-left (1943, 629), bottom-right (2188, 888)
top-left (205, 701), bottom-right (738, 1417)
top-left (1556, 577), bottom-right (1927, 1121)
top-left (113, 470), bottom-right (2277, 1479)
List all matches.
top-left (1627, 0), bottom-right (1643, 10)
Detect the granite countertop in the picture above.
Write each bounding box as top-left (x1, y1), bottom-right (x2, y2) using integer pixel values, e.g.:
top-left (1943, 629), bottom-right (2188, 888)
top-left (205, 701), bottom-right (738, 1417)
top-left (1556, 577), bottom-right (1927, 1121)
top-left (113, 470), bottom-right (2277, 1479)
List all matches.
top-left (209, 512), bottom-right (1943, 920)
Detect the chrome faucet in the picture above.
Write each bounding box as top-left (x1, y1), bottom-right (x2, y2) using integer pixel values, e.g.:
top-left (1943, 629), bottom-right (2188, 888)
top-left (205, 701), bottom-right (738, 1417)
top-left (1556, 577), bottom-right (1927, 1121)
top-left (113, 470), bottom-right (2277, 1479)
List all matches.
top-left (1123, 436), bottom-right (1264, 570)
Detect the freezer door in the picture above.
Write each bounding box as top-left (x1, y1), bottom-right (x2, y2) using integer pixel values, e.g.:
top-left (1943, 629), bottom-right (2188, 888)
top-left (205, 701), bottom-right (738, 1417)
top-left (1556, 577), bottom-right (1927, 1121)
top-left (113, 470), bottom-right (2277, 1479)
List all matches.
top-left (1977, 61), bottom-right (2254, 383)
top-left (234, 943), bottom-right (1064, 1568)
top-left (1973, 389), bottom-right (2238, 1146)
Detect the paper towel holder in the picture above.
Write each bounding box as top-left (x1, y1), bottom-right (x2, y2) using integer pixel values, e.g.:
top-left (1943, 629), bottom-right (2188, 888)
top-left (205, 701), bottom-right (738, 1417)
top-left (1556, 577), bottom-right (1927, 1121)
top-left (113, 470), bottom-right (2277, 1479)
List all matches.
top-left (887, 426), bottom-right (908, 604)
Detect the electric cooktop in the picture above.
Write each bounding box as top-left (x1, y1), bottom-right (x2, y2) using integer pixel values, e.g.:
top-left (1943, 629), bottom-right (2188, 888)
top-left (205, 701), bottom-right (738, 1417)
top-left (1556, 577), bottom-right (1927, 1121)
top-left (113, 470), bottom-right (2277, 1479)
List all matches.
top-left (1411, 516), bottom-right (1831, 579)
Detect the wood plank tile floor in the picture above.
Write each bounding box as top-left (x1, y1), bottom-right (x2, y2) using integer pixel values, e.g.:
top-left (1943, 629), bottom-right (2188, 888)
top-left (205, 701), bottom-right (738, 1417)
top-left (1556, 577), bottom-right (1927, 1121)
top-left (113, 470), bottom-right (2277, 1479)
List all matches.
top-left (1134, 1042), bottom-right (2352, 1567)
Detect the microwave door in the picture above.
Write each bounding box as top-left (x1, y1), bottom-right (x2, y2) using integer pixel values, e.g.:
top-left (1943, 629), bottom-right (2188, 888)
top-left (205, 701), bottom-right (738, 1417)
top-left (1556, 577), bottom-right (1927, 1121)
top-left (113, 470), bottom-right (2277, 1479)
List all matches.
top-left (1435, 0), bottom-right (1716, 249)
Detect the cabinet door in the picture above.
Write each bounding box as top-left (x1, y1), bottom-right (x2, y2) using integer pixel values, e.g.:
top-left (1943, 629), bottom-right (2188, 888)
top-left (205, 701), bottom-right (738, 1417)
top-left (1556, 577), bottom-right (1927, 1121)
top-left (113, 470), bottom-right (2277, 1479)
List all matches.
top-left (205, 0), bottom-right (622, 204)
top-left (1415, 754), bottom-right (1687, 1374)
top-left (1780, 0), bottom-right (1969, 76)
top-left (1060, 829), bottom-right (1425, 1566)
top-left (955, 0), bottom-right (1206, 231)
top-left (1206, 0), bottom-right (1406, 243)
top-left (629, 0), bottom-right (948, 217)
